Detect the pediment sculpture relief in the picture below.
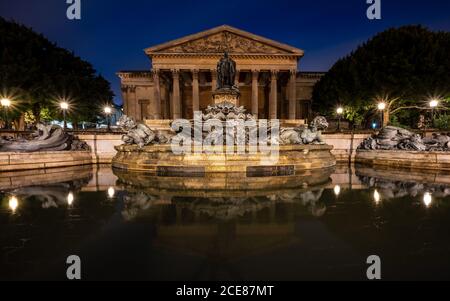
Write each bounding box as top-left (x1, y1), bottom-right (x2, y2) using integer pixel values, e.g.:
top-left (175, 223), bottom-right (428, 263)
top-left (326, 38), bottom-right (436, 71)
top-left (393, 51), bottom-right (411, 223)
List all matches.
top-left (162, 32), bottom-right (287, 54)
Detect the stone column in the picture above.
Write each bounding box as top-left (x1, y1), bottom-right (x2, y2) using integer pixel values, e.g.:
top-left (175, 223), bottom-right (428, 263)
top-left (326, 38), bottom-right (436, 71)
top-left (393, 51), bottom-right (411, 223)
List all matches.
top-left (235, 70), bottom-right (240, 86)
top-left (288, 69), bottom-right (297, 120)
top-left (251, 70), bottom-right (259, 117)
top-left (269, 70), bottom-right (278, 119)
top-left (172, 69), bottom-right (181, 119)
top-left (121, 86), bottom-right (129, 116)
top-left (211, 69), bottom-right (217, 91)
top-left (129, 85), bottom-right (138, 120)
top-left (192, 69), bottom-right (200, 113)
top-left (152, 69), bottom-right (161, 119)
top-left (235, 70), bottom-right (240, 106)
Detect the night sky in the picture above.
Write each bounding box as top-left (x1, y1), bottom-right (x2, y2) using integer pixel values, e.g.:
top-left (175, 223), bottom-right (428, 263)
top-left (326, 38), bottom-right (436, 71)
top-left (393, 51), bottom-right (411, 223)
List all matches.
top-left (1, 0), bottom-right (449, 104)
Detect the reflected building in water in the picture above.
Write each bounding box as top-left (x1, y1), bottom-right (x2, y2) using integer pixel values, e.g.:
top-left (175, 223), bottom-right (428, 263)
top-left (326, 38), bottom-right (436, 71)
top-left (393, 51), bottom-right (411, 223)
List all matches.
top-left (2, 164), bottom-right (450, 280)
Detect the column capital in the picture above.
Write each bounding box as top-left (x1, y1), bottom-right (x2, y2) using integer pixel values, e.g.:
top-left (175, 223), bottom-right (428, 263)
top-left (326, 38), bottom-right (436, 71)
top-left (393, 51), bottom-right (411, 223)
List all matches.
top-left (171, 69), bottom-right (180, 77)
top-left (152, 69), bottom-right (160, 76)
top-left (270, 70), bottom-right (278, 79)
top-left (289, 69), bottom-right (297, 76)
top-left (192, 69), bottom-right (199, 79)
top-left (128, 85), bottom-right (136, 93)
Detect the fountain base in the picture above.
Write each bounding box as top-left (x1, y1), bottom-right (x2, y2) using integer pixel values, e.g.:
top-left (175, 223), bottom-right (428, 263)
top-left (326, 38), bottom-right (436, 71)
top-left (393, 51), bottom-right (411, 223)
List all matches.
top-left (112, 144), bottom-right (335, 176)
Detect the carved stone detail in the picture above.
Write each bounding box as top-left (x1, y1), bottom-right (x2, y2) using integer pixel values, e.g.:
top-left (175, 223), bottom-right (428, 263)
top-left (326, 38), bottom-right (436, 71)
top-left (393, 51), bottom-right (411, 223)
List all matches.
top-left (162, 32), bottom-right (288, 54)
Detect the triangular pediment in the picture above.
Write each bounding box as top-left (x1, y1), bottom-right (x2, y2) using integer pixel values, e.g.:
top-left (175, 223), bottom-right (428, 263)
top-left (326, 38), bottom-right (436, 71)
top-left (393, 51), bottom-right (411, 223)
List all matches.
top-left (145, 25), bottom-right (303, 56)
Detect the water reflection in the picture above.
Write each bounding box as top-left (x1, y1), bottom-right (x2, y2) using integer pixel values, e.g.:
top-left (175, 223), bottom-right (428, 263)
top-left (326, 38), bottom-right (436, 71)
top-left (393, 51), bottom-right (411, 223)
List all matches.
top-left (373, 189), bottom-right (381, 204)
top-left (107, 186), bottom-right (115, 199)
top-left (8, 196), bottom-right (18, 213)
top-left (356, 164), bottom-right (450, 202)
top-left (1, 164), bottom-right (450, 280)
top-left (423, 192), bottom-right (433, 207)
top-left (67, 192), bottom-right (74, 206)
top-left (333, 185), bottom-right (341, 196)
top-left (121, 188), bottom-right (327, 222)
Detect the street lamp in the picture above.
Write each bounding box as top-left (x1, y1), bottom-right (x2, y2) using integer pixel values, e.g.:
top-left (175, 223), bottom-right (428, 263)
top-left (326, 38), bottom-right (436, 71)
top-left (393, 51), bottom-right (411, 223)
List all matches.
top-left (60, 101), bottom-right (69, 130)
top-left (430, 99), bottom-right (439, 128)
top-left (377, 102), bottom-right (386, 128)
top-left (104, 106), bottom-right (113, 131)
top-left (336, 107), bottom-right (344, 131)
top-left (1, 98), bottom-right (11, 129)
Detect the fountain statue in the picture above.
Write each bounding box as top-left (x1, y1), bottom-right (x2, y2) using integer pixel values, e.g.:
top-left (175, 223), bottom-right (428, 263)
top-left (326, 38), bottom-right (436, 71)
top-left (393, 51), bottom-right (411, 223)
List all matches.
top-left (112, 53), bottom-right (336, 176)
top-left (0, 123), bottom-right (89, 152)
top-left (212, 52), bottom-right (240, 105)
top-left (358, 126), bottom-right (450, 151)
top-left (217, 52), bottom-right (237, 89)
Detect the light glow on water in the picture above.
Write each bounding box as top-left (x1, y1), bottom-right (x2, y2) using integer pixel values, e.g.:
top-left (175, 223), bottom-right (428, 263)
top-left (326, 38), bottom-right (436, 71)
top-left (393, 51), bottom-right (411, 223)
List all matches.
top-left (108, 187), bottom-right (115, 198)
top-left (373, 190), bottom-right (381, 204)
top-left (8, 196), bottom-right (18, 213)
top-left (334, 185), bottom-right (341, 196)
top-left (423, 192), bottom-right (433, 207)
top-left (67, 192), bottom-right (74, 206)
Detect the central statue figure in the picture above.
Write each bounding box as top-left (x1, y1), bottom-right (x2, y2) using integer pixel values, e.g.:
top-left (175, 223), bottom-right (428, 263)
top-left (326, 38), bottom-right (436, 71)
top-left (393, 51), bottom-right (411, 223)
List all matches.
top-left (217, 52), bottom-right (236, 89)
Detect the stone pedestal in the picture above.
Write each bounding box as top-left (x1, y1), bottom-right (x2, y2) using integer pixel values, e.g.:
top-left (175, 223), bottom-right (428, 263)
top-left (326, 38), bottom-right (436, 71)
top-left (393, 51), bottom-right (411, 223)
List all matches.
top-left (212, 88), bottom-right (241, 106)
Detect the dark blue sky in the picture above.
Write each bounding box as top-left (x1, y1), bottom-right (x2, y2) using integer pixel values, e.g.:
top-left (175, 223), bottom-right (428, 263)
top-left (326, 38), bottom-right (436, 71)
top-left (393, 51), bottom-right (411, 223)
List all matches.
top-left (1, 0), bottom-right (450, 104)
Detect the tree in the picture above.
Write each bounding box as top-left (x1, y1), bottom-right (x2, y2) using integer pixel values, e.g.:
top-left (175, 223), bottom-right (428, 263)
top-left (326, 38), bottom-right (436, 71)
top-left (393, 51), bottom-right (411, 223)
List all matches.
top-left (0, 17), bottom-right (114, 129)
top-left (312, 25), bottom-right (450, 128)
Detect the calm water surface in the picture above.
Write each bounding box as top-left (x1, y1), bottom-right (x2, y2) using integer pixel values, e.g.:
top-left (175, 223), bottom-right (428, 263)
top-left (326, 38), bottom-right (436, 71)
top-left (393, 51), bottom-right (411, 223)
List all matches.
top-left (1, 164), bottom-right (450, 281)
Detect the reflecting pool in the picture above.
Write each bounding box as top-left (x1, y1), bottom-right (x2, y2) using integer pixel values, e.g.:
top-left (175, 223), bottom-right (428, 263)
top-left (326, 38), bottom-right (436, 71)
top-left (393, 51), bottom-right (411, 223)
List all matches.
top-left (1, 164), bottom-right (450, 280)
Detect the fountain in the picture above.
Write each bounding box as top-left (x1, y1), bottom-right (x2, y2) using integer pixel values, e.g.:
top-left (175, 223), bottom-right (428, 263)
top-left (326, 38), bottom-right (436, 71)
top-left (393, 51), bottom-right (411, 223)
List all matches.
top-left (112, 53), bottom-right (336, 186)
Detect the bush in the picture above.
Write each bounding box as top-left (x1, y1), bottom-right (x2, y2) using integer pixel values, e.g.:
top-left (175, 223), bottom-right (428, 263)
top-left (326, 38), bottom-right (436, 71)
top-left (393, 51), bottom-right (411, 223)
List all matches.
top-left (433, 114), bottom-right (450, 130)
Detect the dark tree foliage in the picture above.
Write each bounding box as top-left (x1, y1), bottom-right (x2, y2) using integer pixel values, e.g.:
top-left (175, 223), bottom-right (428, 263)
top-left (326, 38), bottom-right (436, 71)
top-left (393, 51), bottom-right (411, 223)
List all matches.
top-left (312, 25), bottom-right (450, 127)
top-left (0, 17), bottom-right (114, 128)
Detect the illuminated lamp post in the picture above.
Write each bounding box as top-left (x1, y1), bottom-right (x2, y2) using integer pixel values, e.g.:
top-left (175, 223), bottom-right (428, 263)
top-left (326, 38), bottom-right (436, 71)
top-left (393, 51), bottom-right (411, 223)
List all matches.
top-left (429, 99), bottom-right (439, 128)
top-left (377, 102), bottom-right (386, 128)
top-left (1, 98), bottom-right (11, 129)
top-left (336, 107), bottom-right (344, 131)
top-left (60, 102), bottom-right (69, 130)
top-left (104, 106), bottom-right (113, 132)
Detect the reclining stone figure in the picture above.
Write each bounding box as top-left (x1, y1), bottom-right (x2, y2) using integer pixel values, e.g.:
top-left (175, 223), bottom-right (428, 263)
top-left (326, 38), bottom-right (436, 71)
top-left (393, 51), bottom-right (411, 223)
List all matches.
top-left (118, 115), bottom-right (172, 148)
top-left (0, 123), bottom-right (89, 152)
top-left (358, 126), bottom-right (450, 151)
top-left (278, 116), bottom-right (329, 145)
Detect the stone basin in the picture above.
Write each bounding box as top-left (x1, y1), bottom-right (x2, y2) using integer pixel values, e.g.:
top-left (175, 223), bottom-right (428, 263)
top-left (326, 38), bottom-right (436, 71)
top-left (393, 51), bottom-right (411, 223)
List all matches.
top-left (112, 144), bottom-right (336, 176)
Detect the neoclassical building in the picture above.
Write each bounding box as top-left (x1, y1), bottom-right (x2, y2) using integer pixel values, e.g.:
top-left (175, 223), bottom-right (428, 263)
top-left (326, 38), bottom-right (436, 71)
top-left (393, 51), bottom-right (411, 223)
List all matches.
top-left (118, 25), bottom-right (323, 125)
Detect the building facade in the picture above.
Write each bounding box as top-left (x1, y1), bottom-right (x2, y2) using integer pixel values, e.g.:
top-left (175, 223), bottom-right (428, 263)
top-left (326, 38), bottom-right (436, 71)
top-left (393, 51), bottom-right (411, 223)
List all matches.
top-left (118, 25), bottom-right (323, 124)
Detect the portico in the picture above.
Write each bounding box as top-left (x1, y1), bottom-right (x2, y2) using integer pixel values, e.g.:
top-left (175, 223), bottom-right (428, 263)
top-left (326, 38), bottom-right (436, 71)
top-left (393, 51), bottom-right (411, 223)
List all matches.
top-left (118, 25), bottom-right (323, 124)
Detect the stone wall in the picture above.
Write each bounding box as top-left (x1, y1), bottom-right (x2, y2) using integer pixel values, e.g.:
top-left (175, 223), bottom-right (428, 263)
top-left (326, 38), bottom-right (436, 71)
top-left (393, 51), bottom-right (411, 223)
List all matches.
top-left (0, 151), bottom-right (92, 172)
top-left (355, 150), bottom-right (450, 171)
top-left (322, 133), bottom-right (371, 162)
top-left (77, 134), bottom-right (124, 164)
